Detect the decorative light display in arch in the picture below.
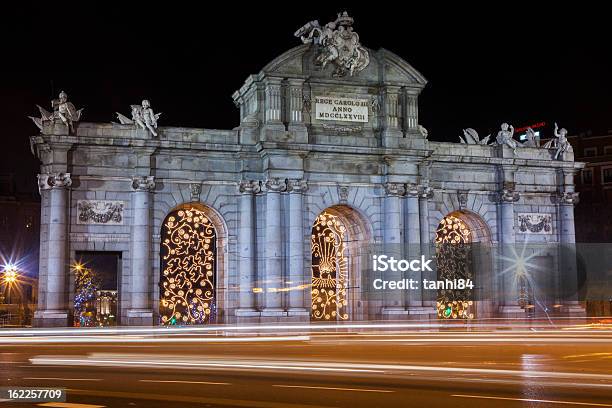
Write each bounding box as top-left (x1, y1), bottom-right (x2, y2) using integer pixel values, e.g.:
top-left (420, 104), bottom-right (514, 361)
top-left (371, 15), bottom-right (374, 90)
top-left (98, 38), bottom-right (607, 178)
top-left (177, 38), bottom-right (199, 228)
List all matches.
top-left (435, 215), bottom-right (474, 319)
top-left (160, 206), bottom-right (216, 325)
top-left (311, 211), bottom-right (349, 321)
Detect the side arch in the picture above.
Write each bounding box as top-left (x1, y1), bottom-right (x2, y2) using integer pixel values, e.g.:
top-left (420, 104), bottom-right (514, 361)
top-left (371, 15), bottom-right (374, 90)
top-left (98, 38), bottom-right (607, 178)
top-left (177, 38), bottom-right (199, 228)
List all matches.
top-left (158, 202), bottom-right (228, 325)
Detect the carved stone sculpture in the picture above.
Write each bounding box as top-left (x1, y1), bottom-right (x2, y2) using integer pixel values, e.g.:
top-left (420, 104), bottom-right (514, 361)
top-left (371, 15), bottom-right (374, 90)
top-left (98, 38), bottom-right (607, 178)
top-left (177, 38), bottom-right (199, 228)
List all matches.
top-left (518, 213), bottom-right (552, 234)
top-left (295, 11), bottom-right (370, 77)
top-left (544, 122), bottom-right (572, 160)
top-left (523, 127), bottom-right (541, 147)
top-left (495, 123), bottom-right (518, 154)
top-left (190, 183), bottom-right (202, 202)
top-left (417, 125), bottom-right (429, 139)
top-left (77, 200), bottom-right (124, 225)
top-left (29, 91), bottom-right (83, 134)
top-left (459, 128), bottom-right (490, 145)
top-left (116, 100), bottom-right (162, 136)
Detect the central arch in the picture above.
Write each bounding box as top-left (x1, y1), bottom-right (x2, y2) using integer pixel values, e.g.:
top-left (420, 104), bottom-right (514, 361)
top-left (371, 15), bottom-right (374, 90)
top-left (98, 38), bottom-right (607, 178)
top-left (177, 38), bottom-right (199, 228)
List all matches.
top-left (310, 205), bottom-right (371, 321)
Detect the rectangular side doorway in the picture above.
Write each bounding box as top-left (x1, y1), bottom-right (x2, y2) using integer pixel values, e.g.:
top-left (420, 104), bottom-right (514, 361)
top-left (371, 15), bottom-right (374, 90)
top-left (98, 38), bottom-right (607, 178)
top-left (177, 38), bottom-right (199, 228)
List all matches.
top-left (74, 251), bottom-right (122, 327)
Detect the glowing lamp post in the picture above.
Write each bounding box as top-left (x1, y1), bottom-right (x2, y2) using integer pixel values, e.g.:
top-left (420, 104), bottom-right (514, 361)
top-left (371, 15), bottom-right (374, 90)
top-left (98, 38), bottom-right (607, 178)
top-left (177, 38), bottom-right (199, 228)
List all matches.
top-left (3, 267), bottom-right (19, 285)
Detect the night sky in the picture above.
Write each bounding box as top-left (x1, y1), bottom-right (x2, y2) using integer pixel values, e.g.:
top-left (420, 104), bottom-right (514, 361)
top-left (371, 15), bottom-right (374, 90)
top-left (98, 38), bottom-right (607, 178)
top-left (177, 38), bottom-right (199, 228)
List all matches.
top-left (2, 5), bottom-right (611, 194)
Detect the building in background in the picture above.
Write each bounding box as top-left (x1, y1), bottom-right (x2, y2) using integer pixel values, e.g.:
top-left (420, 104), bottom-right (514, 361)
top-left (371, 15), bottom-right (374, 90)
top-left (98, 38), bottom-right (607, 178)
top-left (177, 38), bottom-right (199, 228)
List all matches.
top-left (567, 130), bottom-right (612, 317)
top-left (569, 130), bottom-right (612, 243)
top-left (0, 173), bottom-right (40, 326)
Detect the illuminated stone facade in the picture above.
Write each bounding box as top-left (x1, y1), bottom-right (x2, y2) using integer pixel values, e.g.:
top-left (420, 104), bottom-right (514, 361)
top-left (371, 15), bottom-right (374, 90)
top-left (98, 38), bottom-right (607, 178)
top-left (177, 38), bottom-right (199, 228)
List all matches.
top-left (30, 29), bottom-right (584, 327)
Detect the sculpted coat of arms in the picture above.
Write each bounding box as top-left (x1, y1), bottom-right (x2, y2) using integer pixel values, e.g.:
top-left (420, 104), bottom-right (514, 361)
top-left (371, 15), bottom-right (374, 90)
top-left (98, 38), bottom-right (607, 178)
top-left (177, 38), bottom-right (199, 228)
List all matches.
top-left (295, 11), bottom-right (370, 77)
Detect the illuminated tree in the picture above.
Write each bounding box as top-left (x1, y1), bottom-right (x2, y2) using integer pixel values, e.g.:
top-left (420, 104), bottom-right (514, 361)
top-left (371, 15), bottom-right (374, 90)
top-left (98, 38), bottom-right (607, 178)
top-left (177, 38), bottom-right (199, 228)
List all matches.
top-left (73, 265), bottom-right (100, 327)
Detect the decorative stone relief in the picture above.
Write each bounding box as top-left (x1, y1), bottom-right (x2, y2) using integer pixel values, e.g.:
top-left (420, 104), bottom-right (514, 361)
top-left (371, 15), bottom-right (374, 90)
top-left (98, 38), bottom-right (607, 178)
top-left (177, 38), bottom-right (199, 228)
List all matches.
top-left (190, 183), bottom-right (202, 202)
top-left (517, 213), bottom-right (552, 235)
top-left (457, 190), bottom-right (469, 208)
top-left (337, 185), bottom-right (349, 203)
top-left (294, 11), bottom-right (370, 77)
top-left (77, 200), bottom-right (124, 225)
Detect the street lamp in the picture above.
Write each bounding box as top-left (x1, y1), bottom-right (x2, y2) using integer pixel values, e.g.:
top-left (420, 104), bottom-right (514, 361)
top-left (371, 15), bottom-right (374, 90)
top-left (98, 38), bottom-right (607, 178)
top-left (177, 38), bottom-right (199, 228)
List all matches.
top-left (2, 264), bottom-right (19, 285)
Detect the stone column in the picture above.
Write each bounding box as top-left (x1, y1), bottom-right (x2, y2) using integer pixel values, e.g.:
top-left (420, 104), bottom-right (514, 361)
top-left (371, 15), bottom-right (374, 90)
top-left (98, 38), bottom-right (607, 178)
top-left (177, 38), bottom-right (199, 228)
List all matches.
top-left (498, 185), bottom-right (521, 316)
top-left (288, 179), bottom-right (309, 316)
top-left (236, 180), bottom-right (260, 317)
top-left (128, 176), bottom-right (155, 325)
top-left (405, 184), bottom-right (422, 309)
top-left (34, 173), bottom-right (71, 327)
top-left (419, 186), bottom-right (435, 310)
top-left (382, 182), bottom-right (405, 316)
top-left (559, 192), bottom-right (578, 244)
top-left (558, 189), bottom-right (584, 316)
top-left (263, 178), bottom-right (287, 315)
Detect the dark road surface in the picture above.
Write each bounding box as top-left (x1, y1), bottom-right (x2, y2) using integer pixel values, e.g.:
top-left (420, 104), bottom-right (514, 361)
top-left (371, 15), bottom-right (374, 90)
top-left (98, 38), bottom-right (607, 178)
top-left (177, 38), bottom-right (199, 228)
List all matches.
top-left (1, 324), bottom-right (611, 407)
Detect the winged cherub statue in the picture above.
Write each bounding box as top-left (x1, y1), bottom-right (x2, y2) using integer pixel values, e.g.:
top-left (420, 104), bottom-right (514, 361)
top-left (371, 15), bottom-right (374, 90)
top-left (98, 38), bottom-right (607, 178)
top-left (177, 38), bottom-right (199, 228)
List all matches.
top-left (29, 91), bottom-right (83, 133)
top-left (116, 100), bottom-right (162, 137)
top-left (496, 122), bottom-right (518, 154)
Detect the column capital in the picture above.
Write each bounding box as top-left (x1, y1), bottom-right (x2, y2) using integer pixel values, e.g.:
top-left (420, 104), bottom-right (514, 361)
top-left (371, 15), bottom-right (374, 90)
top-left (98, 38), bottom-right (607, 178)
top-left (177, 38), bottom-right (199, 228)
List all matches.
top-left (238, 179), bottom-right (261, 194)
top-left (556, 191), bottom-right (580, 205)
top-left (37, 174), bottom-right (51, 193)
top-left (405, 183), bottom-right (420, 197)
top-left (500, 188), bottom-right (520, 203)
top-left (419, 186), bottom-right (434, 199)
top-left (39, 172), bottom-right (72, 190)
top-left (287, 179), bottom-right (308, 193)
top-left (384, 182), bottom-right (406, 197)
top-left (264, 178), bottom-right (288, 193)
top-left (131, 175), bottom-right (155, 192)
